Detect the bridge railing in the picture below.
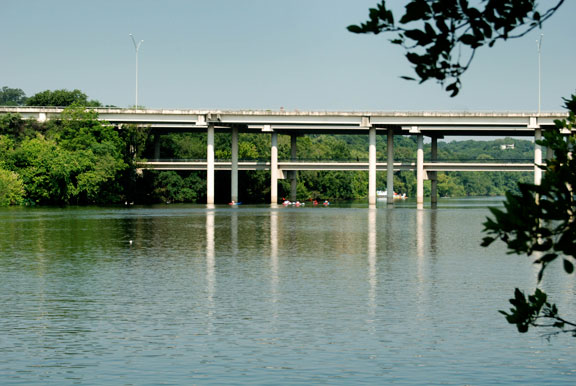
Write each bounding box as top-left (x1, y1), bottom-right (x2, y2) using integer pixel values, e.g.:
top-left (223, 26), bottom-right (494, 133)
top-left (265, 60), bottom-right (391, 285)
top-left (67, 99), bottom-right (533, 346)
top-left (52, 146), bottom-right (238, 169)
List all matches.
top-left (142, 157), bottom-right (535, 164)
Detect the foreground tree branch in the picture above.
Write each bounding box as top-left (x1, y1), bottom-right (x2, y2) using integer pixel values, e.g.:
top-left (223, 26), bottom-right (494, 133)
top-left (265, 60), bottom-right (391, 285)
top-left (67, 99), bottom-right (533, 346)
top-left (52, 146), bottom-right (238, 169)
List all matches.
top-left (483, 94), bottom-right (576, 335)
top-left (348, 0), bottom-right (564, 96)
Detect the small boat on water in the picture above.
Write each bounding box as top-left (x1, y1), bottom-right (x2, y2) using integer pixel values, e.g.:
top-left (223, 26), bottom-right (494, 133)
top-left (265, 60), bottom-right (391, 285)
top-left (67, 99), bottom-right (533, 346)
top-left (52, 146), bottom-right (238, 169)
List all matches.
top-left (377, 190), bottom-right (407, 200)
top-left (282, 200), bottom-right (305, 207)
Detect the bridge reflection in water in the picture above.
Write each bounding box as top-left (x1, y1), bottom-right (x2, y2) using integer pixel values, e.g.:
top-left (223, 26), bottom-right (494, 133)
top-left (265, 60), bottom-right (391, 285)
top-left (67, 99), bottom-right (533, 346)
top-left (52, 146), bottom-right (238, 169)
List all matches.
top-left (5, 201), bottom-right (576, 383)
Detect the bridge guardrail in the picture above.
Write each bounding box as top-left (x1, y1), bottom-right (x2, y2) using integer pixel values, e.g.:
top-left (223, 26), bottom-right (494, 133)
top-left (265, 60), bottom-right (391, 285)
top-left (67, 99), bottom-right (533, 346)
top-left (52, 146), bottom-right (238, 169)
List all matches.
top-left (143, 158), bottom-right (534, 164)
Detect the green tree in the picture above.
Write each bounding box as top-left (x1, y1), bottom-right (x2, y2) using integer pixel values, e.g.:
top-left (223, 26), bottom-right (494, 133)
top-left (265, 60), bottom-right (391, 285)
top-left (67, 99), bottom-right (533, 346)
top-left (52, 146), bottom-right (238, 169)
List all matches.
top-left (150, 171), bottom-right (205, 203)
top-left (436, 173), bottom-right (465, 197)
top-left (11, 106), bottom-right (128, 204)
top-left (26, 89), bottom-right (102, 107)
top-left (0, 168), bottom-right (24, 206)
top-left (14, 135), bottom-right (80, 204)
top-left (117, 124), bottom-right (151, 163)
top-left (348, 0), bottom-right (564, 96)
top-left (0, 113), bottom-right (44, 141)
top-left (482, 95), bottom-right (576, 336)
top-left (0, 86), bottom-right (27, 106)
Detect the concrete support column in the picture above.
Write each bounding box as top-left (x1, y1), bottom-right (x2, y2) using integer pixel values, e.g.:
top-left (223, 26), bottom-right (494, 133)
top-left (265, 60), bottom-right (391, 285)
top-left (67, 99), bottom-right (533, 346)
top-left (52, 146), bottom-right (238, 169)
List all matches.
top-left (270, 132), bottom-right (278, 204)
top-left (430, 136), bottom-right (438, 204)
top-left (153, 134), bottom-right (161, 159)
top-left (387, 130), bottom-right (394, 205)
top-left (368, 127), bottom-right (377, 206)
top-left (290, 134), bottom-right (298, 201)
top-left (416, 134), bottom-right (424, 205)
top-left (231, 127), bottom-right (239, 202)
top-left (534, 128), bottom-right (542, 185)
top-left (207, 124), bottom-right (215, 205)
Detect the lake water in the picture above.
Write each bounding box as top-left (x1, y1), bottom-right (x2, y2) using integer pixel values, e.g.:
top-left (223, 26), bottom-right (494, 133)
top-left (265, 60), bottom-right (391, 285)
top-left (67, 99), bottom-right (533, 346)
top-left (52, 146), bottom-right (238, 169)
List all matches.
top-left (1, 198), bottom-right (575, 385)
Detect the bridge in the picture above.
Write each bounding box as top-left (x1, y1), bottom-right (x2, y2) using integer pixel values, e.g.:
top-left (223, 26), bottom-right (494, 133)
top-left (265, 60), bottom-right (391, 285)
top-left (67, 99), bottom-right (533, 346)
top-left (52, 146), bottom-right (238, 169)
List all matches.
top-left (1, 107), bottom-right (571, 205)
top-left (145, 160), bottom-right (534, 172)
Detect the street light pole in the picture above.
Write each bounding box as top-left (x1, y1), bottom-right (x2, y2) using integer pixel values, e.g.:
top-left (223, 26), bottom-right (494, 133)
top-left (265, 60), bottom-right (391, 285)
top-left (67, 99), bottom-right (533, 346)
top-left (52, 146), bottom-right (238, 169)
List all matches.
top-left (537, 34), bottom-right (543, 115)
top-left (129, 34), bottom-right (144, 109)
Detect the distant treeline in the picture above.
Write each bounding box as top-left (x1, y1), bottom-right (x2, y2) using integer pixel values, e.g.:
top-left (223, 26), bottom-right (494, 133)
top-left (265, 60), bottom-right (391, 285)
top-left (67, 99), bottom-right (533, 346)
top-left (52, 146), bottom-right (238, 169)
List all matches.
top-left (0, 88), bottom-right (534, 205)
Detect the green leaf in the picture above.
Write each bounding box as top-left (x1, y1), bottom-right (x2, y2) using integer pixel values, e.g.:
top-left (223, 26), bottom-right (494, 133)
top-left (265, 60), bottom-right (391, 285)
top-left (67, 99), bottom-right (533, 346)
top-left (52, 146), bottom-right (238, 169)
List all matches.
top-left (459, 34), bottom-right (477, 46)
top-left (347, 25), bottom-right (364, 34)
top-left (481, 236), bottom-right (495, 247)
top-left (445, 81), bottom-right (460, 97)
top-left (563, 259), bottom-right (574, 274)
top-left (400, 0), bottom-right (432, 23)
top-left (404, 29), bottom-right (430, 44)
top-left (406, 52), bottom-right (422, 65)
top-left (534, 253), bottom-right (558, 265)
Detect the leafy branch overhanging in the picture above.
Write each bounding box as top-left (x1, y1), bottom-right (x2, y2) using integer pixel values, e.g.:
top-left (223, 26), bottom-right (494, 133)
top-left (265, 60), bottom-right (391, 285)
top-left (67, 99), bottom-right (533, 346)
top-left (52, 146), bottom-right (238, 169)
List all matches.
top-left (348, 0), bottom-right (564, 96)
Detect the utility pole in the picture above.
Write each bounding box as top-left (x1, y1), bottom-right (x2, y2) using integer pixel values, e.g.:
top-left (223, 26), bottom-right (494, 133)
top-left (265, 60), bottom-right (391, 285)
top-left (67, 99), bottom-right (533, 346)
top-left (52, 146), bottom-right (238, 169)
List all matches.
top-left (537, 34), bottom-right (543, 114)
top-left (129, 34), bottom-right (144, 109)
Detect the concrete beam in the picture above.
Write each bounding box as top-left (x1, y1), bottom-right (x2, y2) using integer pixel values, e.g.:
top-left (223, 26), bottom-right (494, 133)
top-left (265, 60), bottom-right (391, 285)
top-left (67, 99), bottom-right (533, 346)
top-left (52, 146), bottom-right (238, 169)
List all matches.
top-left (231, 126), bottom-right (239, 202)
top-left (368, 126), bottom-right (377, 205)
top-left (430, 137), bottom-right (438, 204)
top-left (290, 134), bottom-right (298, 201)
top-left (207, 124), bottom-right (215, 205)
top-left (534, 128), bottom-right (542, 185)
top-left (270, 132), bottom-right (278, 204)
top-left (141, 160), bottom-right (534, 172)
top-left (387, 130), bottom-right (394, 205)
top-left (417, 134), bottom-right (424, 205)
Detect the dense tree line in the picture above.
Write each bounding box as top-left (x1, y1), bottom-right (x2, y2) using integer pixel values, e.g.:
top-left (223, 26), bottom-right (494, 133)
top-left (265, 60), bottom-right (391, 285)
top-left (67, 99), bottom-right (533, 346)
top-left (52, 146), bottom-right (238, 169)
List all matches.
top-left (0, 86), bottom-right (102, 107)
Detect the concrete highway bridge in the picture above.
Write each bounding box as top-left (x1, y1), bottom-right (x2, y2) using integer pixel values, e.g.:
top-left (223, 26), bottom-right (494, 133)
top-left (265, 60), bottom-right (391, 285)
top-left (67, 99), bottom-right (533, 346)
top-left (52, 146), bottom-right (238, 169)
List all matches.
top-left (1, 107), bottom-right (571, 205)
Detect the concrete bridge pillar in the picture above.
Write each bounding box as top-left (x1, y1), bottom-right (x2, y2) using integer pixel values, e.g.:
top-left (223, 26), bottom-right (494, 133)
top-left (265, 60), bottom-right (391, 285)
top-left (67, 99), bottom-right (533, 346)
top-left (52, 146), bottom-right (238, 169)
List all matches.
top-left (368, 126), bottom-right (377, 206)
top-left (416, 134), bottom-right (424, 205)
top-left (430, 136), bottom-right (438, 204)
top-left (207, 124), bottom-right (215, 205)
top-left (534, 128), bottom-right (542, 185)
top-left (270, 132), bottom-right (279, 204)
top-left (387, 129), bottom-right (394, 205)
top-left (231, 127), bottom-right (239, 202)
top-left (290, 134), bottom-right (298, 202)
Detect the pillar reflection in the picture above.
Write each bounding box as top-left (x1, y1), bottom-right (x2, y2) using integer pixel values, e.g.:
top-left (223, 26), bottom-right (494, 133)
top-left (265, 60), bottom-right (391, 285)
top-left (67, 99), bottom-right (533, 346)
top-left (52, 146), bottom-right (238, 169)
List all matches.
top-left (231, 209), bottom-right (238, 257)
top-left (205, 208), bottom-right (215, 333)
top-left (416, 207), bottom-right (425, 275)
top-left (429, 208), bottom-right (438, 257)
top-left (270, 209), bottom-right (279, 321)
top-left (367, 207), bottom-right (377, 320)
top-left (415, 207), bottom-right (428, 320)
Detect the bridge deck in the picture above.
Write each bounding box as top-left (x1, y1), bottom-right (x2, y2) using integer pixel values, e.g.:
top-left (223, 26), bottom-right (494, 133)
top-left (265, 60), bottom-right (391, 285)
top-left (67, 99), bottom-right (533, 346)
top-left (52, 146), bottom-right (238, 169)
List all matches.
top-left (1, 107), bottom-right (570, 136)
top-left (141, 160), bottom-right (534, 172)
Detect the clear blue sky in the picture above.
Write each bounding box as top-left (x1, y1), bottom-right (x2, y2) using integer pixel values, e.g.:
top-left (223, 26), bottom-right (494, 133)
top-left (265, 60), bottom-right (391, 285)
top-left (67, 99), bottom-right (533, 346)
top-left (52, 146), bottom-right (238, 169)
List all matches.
top-left (2, 0), bottom-right (575, 112)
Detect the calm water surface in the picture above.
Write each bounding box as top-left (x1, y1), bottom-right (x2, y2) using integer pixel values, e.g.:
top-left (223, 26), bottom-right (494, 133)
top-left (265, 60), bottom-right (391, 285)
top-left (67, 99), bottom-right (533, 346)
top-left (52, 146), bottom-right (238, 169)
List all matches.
top-left (1, 198), bottom-right (575, 385)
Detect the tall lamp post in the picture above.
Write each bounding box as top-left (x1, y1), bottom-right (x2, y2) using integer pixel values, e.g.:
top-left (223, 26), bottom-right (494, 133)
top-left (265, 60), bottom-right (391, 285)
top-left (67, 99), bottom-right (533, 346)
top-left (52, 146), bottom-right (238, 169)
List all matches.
top-left (129, 34), bottom-right (144, 109)
top-left (537, 34), bottom-right (543, 114)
